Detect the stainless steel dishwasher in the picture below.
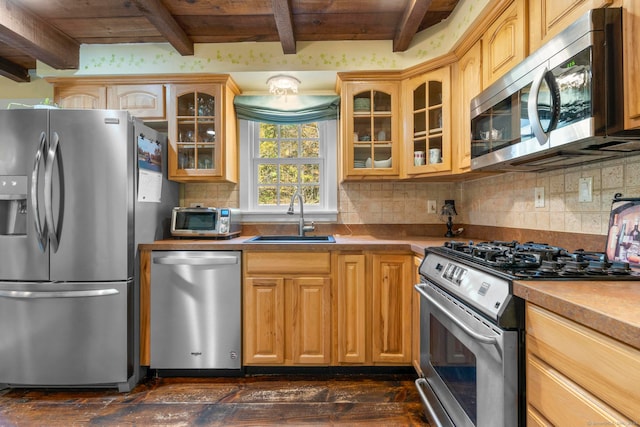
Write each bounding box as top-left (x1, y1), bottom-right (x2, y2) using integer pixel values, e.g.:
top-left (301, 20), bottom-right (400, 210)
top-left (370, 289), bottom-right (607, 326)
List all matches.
top-left (150, 251), bottom-right (241, 370)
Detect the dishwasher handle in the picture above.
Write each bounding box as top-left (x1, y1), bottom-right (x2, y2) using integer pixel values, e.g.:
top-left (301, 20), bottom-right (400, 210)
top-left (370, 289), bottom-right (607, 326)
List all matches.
top-left (153, 255), bottom-right (239, 266)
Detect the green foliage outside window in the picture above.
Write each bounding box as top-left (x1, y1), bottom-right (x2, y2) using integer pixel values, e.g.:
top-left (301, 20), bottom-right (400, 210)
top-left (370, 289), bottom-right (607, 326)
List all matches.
top-left (257, 122), bottom-right (321, 206)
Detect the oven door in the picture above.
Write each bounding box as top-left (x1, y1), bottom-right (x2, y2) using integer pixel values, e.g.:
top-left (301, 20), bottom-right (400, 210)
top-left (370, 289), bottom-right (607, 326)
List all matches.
top-left (414, 282), bottom-right (519, 427)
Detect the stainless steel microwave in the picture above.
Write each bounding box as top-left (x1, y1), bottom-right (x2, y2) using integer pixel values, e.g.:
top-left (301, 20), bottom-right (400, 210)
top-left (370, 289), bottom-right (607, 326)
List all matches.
top-left (470, 8), bottom-right (640, 172)
top-left (170, 207), bottom-right (241, 238)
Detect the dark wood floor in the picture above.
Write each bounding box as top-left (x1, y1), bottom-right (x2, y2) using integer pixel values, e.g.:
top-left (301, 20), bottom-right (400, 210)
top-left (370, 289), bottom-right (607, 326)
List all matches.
top-left (0, 373), bottom-right (429, 426)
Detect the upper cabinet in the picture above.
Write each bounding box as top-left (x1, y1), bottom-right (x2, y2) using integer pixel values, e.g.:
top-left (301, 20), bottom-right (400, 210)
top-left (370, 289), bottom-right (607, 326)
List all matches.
top-left (166, 76), bottom-right (240, 183)
top-left (529, 0), bottom-right (613, 52)
top-left (452, 41), bottom-right (483, 172)
top-left (51, 79), bottom-right (165, 120)
top-left (622, 0), bottom-right (640, 129)
top-left (402, 67), bottom-right (452, 176)
top-left (482, 0), bottom-right (527, 87)
top-left (106, 85), bottom-right (165, 119)
top-left (54, 84), bottom-right (107, 110)
top-left (338, 76), bottom-right (401, 180)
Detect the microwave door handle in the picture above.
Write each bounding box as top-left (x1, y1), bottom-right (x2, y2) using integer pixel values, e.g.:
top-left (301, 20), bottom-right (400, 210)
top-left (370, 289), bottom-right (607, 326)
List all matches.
top-left (528, 67), bottom-right (550, 145)
top-left (415, 284), bottom-right (501, 352)
top-left (44, 131), bottom-right (60, 252)
top-left (31, 131), bottom-right (48, 252)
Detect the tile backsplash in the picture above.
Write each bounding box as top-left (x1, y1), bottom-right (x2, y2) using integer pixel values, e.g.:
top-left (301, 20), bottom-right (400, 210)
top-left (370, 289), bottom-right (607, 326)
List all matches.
top-left (460, 154), bottom-right (640, 236)
top-left (182, 154), bottom-right (640, 236)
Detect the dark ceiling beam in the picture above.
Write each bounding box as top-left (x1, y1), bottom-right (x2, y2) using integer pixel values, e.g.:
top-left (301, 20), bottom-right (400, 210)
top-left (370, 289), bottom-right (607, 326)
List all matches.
top-left (0, 56), bottom-right (29, 82)
top-left (272, 0), bottom-right (296, 54)
top-left (393, 0), bottom-right (433, 52)
top-left (0, 0), bottom-right (79, 69)
top-left (131, 0), bottom-right (194, 56)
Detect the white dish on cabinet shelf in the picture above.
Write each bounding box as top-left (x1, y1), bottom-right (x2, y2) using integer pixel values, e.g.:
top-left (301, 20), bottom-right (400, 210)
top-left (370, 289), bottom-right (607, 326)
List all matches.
top-left (365, 157), bottom-right (392, 168)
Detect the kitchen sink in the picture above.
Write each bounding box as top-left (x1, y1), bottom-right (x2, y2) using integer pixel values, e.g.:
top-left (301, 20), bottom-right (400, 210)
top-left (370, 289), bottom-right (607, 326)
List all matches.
top-left (244, 235), bottom-right (336, 243)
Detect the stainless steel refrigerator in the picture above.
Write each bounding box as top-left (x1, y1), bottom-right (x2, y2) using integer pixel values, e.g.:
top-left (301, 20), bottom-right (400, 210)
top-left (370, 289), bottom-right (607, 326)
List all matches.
top-left (0, 108), bottom-right (178, 391)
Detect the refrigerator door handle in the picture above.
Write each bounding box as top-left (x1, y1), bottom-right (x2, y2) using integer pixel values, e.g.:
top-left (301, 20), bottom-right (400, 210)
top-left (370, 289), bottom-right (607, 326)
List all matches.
top-left (44, 131), bottom-right (61, 252)
top-left (0, 288), bottom-right (119, 299)
top-left (31, 131), bottom-right (48, 252)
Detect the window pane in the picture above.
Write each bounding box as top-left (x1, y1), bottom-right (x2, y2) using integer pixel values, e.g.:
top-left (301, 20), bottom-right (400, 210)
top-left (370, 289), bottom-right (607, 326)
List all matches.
top-left (258, 186), bottom-right (277, 205)
top-left (301, 123), bottom-right (319, 138)
top-left (280, 124), bottom-right (299, 138)
top-left (259, 140), bottom-right (278, 158)
top-left (280, 164), bottom-right (298, 183)
top-left (302, 186), bottom-right (320, 205)
top-left (280, 140), bottom-right (298, 158)
top-left (280, 186), bottom-right (296, 203)
top-left (301, 164), bottom-right (319, 183)
top-left (258, 164), bottom-right (277, 184)
top-left (260, 124), bottom-right (277, 138)
top-left (302, 140), bottom-right (319, 157)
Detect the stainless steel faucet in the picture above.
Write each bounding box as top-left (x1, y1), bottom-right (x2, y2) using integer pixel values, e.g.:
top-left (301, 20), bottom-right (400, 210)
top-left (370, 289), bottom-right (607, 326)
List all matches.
top-left (287, 190), bottom-right (315, 236)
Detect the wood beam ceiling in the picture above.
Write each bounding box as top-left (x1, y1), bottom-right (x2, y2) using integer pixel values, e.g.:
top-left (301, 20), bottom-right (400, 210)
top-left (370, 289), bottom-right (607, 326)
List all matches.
top-left (0, 55), bottom-right (28, 82)
top-left (272, 0), bottom-right (296, 54)
top-left (0, 0), bottom-right (79, 81)
top-left (131, 0), bottom-right (194, 56)
top-left (393, 0), bottom-right (433, 52)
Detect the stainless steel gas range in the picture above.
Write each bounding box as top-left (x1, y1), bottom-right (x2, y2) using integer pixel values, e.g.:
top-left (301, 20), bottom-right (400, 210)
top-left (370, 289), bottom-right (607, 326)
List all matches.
top-left (414, 240), bottom-right (640, 427)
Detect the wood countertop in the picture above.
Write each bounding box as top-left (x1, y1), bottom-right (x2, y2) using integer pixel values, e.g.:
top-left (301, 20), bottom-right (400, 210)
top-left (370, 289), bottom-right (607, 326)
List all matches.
top-left (140, 234), bottom-right (451, 255)
top-left (514, 280), bottom-right (640, 350)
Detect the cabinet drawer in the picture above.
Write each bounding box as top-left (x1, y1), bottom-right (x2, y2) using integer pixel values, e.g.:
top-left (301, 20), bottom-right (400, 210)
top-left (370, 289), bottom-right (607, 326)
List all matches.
top-left (245, 252), bottom-right (331, 274)
top-left (526, 303), bottom-right (640, 421)
top-left (527, 353), bottom-right (633, 426)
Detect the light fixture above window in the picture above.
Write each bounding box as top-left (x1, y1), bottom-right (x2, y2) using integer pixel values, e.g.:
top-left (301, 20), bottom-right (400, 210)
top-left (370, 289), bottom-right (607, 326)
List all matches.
top-left (267, 75), bottom-right (300, 97)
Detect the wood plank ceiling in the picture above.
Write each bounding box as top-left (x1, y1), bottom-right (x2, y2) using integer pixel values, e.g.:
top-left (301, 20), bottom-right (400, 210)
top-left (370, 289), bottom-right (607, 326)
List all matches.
top-left (0, 0), bottom-right (460, 83)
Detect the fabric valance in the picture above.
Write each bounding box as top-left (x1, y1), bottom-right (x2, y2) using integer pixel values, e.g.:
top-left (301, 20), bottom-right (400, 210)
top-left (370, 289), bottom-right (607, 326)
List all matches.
top-left (233, 95), bottom-right (340, 124)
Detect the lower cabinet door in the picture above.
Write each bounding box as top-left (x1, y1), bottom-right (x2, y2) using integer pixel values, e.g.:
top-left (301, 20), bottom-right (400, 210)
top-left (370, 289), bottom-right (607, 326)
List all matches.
top-left (243, 277), bottom-right (285, 364)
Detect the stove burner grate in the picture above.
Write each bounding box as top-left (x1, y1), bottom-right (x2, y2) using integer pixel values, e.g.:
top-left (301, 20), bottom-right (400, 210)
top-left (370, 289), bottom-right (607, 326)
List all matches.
top-left (436, 240), bottom-right (638, 279)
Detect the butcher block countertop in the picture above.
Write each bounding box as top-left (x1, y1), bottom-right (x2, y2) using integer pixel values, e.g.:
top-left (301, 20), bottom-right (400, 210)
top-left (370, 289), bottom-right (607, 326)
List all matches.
top-left (139, 235), bottom-right (640, 350)
top-left (514, 280), bottom-right (640, 350)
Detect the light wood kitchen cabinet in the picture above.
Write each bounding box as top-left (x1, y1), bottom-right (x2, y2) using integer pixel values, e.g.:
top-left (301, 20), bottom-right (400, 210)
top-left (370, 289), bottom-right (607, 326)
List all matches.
top-left (452, 41), bottom-right (482, 172)
top-left (243, 251), bottom-right (331, 366)
top-left (525, 303), bottom-right (640, 425)
top-left (529, 0), bottom-right (613, 52)
top-left (337, 75), bottom-right (402, 180)
top-left (334, 253), bottom-right (367, 364)
top-left (371, 254), bottom-right (413, 363)
top-left (411, 255), bottom-right (422, 375)
top-left (402, 67), bottom-right (452, 176)
top-left (52, 80), bottom-right (165, 119)
top-left (622, 0), bottom-right (640, 129)
top-left (334, 252), bottom-right (413, 365)
top-left (481, 0), bottom-right (527, 87)
top-left (54, 84), bottom-right (107, 110)
top-left (166, 77), bottom-right (239, 183)
top-left (106, 84), bottom-right (165, 119)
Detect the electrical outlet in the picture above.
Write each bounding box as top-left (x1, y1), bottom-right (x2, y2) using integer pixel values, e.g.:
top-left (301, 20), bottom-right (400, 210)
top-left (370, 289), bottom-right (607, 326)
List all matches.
top-left (578, 177), bottom-right (593, 202)
top-left (428, 200), bottom-right (437, 214)
top-left (534, 187), bottom-right (545, 208)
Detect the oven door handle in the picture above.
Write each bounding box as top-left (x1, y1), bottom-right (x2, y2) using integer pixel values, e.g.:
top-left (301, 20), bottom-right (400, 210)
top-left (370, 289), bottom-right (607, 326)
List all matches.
top-left (415, 378), bottom-right (451, 427)
top-left (415, 284), bottom-right (500, 349)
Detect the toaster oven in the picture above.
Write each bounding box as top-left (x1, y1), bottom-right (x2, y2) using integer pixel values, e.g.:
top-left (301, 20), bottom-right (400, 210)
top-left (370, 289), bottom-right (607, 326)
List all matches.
top-left (170, 207), bottom-right (241, 238)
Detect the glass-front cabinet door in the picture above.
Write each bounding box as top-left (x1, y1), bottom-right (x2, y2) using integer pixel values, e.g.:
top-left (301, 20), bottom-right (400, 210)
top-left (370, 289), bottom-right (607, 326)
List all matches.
top-left (167, 79), bottom-right (239, 183)
top-left (169, 84), bottom-right (221, 179)
top-left (404, 67), bottom-right (451, 175)
top-left (342, 81), bottom-right (400, 179)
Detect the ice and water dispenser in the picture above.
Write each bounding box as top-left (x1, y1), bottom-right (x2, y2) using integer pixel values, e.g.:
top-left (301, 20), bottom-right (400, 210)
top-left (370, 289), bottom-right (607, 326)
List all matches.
top-left (0, 176), bottom-right (27, 236)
